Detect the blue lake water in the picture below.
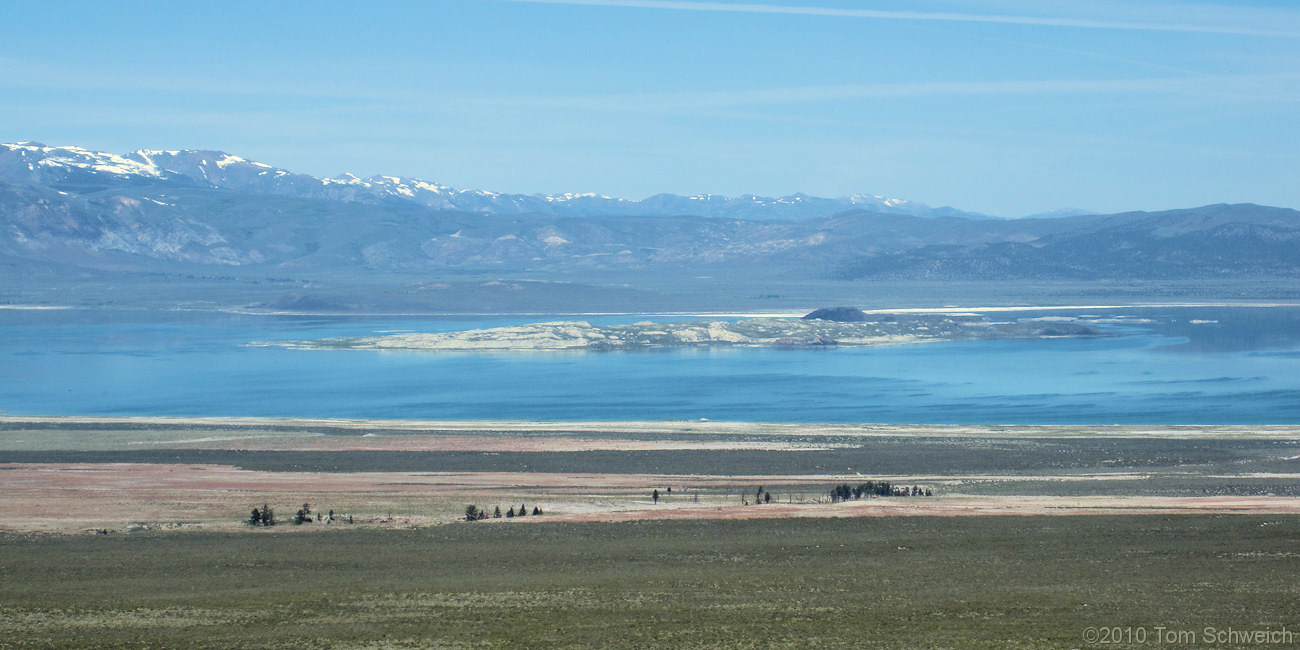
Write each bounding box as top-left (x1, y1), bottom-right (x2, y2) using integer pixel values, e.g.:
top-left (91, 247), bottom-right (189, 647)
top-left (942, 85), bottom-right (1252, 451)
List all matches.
top-left (2, 306), bottom-right (1299, 424)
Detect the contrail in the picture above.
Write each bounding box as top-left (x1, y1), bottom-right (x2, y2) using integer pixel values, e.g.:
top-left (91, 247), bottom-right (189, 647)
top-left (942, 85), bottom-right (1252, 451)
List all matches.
top-left (493, 0), bottom-right (1299, 37)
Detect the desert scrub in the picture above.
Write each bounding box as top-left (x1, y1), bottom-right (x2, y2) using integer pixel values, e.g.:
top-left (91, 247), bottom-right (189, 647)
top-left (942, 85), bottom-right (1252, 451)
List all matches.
top-left (2, 515), bottom-right (1298, 648)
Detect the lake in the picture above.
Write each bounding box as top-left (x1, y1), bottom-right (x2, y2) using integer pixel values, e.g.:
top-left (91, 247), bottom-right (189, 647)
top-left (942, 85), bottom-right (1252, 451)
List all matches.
top-left (2, 305), bottom-right (1299, 424)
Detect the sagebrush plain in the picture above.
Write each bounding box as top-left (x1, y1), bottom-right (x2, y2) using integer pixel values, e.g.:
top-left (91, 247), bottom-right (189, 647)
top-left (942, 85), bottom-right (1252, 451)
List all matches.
top-left (2, 417), bottom-right (1298, 648)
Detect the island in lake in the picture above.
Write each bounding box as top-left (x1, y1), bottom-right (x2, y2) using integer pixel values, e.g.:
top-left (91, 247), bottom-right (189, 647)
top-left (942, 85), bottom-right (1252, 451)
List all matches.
top-left (258, 308), bottom-right (1108, 352)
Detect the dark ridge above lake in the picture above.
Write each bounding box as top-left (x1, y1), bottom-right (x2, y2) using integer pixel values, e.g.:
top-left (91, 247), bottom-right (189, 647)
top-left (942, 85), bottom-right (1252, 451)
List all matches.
top-left (803, 307), bottom-right (869, 322)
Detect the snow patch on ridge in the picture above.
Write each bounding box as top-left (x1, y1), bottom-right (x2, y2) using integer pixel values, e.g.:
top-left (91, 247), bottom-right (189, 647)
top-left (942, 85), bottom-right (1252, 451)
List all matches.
top-left (0, 142), bottom-right (995, 220)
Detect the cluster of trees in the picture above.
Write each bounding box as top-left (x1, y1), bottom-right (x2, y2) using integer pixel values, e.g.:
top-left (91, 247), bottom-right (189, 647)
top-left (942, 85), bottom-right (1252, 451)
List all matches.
top-left (464, 504), bottom-right (543, 521)
top-left (249, 502), bottom-right (351, 527)
top-left (830, 482), bottom-right (932, 502)
top-left (293, 503), bottom-right (341, 525)
top-left (249, 503), bottom-right (276, 526)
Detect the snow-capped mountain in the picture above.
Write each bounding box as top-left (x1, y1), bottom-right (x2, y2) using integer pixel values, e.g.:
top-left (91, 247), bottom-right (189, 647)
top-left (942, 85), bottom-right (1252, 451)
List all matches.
top-left (0, 143), bottom-right (188, 186)
top-left (0, 142), bottom-right (987, 221)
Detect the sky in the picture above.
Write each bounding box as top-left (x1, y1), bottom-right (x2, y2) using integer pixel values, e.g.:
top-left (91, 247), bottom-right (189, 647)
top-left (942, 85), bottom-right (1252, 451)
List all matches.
top-left (2, 0), bottom-right (1298, 217)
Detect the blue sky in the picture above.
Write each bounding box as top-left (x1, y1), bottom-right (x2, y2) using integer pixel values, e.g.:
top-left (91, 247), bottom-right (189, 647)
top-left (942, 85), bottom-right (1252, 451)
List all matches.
top-left (2, 0), bottom-right (1297, 217)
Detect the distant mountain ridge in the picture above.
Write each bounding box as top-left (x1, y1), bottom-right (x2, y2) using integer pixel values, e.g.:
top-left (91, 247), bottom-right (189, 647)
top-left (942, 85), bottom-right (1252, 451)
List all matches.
top-left (0, 142), bottom-right (987, 221)
top-left (3, 141), bottom-right (1299, 308)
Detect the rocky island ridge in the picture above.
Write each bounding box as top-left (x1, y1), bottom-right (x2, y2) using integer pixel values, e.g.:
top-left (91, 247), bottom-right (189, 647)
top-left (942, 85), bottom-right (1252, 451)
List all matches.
top-left (256, 312), bottom-right (1108, 352)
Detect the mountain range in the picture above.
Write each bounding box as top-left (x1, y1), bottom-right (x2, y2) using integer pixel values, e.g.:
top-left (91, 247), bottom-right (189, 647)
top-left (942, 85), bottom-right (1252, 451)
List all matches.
top-left (2, 142), bottom-right (1298, 311)
top-left (0, 142), bottom-right (985, 221)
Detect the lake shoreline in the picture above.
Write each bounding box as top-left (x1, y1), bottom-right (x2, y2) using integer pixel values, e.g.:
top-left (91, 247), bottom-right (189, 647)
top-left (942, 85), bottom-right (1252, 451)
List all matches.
top-left (5, 304), bottom-right (1300, 423)
top-left (4, 415), bottom-right (1299, 439)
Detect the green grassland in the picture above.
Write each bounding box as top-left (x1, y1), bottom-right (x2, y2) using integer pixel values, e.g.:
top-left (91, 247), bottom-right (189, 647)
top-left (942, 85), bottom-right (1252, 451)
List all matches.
top-left (2, 515), bottom-right (1297, 649)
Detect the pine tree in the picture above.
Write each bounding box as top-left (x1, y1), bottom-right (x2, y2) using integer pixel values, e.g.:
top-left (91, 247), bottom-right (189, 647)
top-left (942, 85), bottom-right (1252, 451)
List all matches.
top-left (249, 507), bottom-right (261, 526)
